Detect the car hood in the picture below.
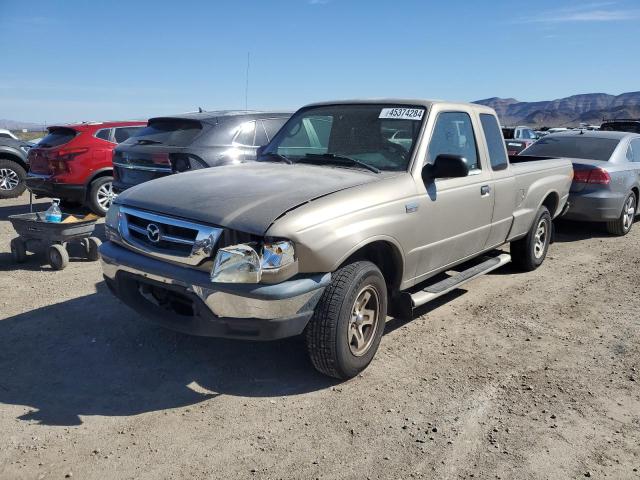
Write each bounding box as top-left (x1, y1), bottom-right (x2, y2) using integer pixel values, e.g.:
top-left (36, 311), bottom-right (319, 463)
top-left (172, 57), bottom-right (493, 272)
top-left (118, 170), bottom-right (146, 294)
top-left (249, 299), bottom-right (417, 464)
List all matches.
top-left (115, 162), bottom-right (383, 235)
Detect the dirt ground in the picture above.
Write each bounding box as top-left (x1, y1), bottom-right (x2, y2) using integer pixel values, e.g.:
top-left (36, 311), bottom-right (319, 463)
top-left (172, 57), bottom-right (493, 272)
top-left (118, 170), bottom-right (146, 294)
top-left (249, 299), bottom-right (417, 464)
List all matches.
top-left (0, 192), bottom-right (638, 480)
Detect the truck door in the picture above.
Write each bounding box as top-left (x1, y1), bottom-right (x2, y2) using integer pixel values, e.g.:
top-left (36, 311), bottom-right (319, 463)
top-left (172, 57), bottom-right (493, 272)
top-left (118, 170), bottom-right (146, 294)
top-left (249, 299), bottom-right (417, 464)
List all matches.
top-left (413, 111), bottom-right (495, 279)
top-left (479, 113), bottom-right (517, 249)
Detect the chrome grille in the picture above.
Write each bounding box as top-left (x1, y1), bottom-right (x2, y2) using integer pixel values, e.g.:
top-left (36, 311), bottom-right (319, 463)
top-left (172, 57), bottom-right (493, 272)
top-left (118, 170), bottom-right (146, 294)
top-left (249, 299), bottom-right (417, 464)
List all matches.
top-left (118, 206), bottom-right (223, 266)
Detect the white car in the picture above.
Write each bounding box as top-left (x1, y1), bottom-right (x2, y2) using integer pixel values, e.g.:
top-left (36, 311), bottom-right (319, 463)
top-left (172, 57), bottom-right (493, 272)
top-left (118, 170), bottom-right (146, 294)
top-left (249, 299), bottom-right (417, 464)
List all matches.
top-left (0, 128), bottom-right (19, 140)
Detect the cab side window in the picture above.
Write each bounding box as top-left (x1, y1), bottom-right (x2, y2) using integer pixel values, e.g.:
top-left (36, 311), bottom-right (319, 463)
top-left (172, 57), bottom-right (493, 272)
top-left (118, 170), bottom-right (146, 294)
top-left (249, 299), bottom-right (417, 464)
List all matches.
top-left (427, 112), bottom-right (479, 170)
top-left (630, 139), bottom-right (640, 162)
top-left (95, 128), bottom-right (112, 142)
top-left (480, 114), bottom-right (509, 170)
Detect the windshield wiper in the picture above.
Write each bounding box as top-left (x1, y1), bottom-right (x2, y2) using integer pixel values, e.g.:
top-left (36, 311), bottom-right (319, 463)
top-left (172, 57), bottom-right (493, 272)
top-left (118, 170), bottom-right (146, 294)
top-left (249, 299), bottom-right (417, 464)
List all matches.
top-left (300, 153), bottom-right (381, 173)
top-left (134, 139), bottom-right (163, 145)
top-left (258, 152), bottom-right (294, 165)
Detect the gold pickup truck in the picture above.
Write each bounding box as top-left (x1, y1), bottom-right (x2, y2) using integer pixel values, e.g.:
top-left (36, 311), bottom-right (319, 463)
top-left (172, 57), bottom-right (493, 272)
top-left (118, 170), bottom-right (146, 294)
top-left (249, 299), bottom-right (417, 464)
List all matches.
top-left (100, 99), bottom-right (572, 379)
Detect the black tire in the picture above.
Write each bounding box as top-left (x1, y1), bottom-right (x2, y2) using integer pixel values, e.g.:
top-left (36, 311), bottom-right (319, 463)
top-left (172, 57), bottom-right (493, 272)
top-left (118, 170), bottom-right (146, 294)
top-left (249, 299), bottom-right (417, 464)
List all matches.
top-left (86, 176), bottom-right (115, 216)
top-left (85, 236), bottom-right (102, 261)
top-left (511, 206), bottom-right (552, 272)
top-left (10, 238), bottom-right (27, 263)
top-left (606, 192), bottom-right (636, 236)
top-left (48, 244), bottom-right (69, 270)
top-left (305, 260), bottom-right (387, 379)
top-left (0, 159), bottom-right (27, 199)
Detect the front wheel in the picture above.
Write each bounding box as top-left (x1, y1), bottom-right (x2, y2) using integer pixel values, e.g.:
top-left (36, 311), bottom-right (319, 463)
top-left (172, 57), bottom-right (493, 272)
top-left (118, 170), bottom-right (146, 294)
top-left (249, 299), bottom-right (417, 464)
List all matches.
top-left (606, 192), bottom-right (636, 236)
top-left (87, 176), bottom-right (115, 216)
top-left (305, 260), bottom-right (387, 379)
top-left (511, 206), bottom-right (552, 272)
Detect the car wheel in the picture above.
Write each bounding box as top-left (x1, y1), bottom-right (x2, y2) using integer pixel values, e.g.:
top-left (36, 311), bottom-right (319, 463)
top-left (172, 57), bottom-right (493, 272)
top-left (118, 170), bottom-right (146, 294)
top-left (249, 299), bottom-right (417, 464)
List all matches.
top-left (0, 159), bottom-right (27, 199)
top-left (511, 205), bottom-right (552, 272)
top-left (305, 260), bottom-right (387, 379)
top-left (606, 192), bottom-right (636, 236)
top-left (48, 244), bottom-right (69, 270)
top-left (87, 176), bottom-right (116, 216)
top-left (10, 238), bottom-right (27, 263)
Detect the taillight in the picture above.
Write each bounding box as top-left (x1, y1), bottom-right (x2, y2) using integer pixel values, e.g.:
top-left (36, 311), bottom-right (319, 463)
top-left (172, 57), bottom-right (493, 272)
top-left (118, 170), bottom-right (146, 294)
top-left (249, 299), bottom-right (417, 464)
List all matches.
top-left (151, 153), bottom-right (171, 166)
top-left (48, 148), bottom-right (88, 175)
top-left (58, 147), bottom-right (88, 162)
top-left (573, 167), bottom-right (611, 185)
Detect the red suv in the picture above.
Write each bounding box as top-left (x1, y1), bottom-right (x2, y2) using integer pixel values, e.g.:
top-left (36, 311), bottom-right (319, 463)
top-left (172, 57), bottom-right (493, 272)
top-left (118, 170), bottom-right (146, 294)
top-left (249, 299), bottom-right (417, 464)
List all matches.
top-left (26, 121), bottom-right (146, 215)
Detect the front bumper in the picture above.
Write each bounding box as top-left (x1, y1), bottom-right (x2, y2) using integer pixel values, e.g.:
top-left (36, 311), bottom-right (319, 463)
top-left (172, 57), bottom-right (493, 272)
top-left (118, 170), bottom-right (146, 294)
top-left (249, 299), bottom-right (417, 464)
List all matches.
top-left (26, 174), bottom-right (85, 202)
top-left (100, 241), bottom-right (330, 340)
top-left (563, 190), bottom-right (625, 222)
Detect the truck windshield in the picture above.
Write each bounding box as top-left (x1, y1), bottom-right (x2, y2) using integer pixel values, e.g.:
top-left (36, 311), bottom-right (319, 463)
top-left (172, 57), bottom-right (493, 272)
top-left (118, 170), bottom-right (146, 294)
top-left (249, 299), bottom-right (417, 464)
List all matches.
top-left (260, 104), bottom-right (426, 172)
top-left (522, 136), bottom-right (619, 161)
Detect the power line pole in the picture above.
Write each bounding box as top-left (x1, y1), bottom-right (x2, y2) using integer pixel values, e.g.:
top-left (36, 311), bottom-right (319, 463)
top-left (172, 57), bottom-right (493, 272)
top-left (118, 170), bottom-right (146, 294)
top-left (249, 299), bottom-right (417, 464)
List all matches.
top-left (245, 52), bottom-right (250, 111)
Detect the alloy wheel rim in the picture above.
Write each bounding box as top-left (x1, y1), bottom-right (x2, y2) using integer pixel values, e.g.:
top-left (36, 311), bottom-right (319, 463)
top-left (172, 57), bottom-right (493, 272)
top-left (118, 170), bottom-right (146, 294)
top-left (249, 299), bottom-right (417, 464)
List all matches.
top-left (0, 168), bottom-right (19, 191)
top-left (348, 285), bottom-right (380, 357)
top-left (97, 181), bottom-right (116, 210)
top-left (533, 219), bottom-right (547, 259)
top-left (623, 195), bottom-right (635, 231)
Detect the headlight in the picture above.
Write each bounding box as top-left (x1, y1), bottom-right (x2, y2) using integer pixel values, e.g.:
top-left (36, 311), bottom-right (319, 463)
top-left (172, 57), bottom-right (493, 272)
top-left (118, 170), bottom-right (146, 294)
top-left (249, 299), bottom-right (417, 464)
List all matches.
top-left (211, 240), bottom-right (296, 284)
top-left (211, 244), bottom-right (262, 283)
top-left (104, 204), bottom-right (122, 241)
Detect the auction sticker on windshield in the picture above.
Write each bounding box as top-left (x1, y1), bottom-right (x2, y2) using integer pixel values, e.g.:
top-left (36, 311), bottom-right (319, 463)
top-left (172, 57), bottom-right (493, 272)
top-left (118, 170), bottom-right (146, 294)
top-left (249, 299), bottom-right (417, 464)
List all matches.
top-left (379, 107), bottom-right (425, 120)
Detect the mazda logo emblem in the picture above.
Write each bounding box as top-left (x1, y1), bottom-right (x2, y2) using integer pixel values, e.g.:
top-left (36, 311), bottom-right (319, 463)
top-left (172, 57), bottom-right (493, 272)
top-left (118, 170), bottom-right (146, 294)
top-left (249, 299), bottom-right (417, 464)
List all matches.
top-left (146, 223), bottom-right (161, 243)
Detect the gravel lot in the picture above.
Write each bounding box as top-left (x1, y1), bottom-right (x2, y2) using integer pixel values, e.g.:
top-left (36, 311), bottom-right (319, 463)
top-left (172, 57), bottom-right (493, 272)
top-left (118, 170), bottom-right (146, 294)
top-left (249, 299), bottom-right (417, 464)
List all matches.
top-left (1, 192), bottom-right (639, 479)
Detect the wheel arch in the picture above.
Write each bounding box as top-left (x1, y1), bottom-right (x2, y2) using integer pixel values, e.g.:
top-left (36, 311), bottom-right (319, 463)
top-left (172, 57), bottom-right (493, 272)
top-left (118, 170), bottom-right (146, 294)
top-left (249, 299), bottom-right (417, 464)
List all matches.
top-left (0, 149), bottom-right (28, 171)
top-left (540, 191), bottom-right (560, 217)
top-left (333, 237), bottom-right (405, 294)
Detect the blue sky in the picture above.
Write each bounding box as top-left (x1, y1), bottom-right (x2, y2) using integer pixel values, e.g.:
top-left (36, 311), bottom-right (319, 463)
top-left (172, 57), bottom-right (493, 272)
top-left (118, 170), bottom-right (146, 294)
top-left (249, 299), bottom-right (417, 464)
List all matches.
top-left (1, 0), bottom-right (639, 123)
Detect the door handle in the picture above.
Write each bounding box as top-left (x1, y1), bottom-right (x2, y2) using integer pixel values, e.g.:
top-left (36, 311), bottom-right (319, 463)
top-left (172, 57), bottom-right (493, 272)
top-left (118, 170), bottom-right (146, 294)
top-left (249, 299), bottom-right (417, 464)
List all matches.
top-left (481, 185), bottom-right (491, 196)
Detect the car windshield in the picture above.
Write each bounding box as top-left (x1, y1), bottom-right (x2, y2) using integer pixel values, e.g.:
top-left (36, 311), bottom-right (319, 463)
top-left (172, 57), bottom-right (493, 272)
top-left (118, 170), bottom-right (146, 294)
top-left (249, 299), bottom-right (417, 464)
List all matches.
top-left (521, 136), bottom-right (620, 161)
top-left (260, 104), bottom-right (426, 172)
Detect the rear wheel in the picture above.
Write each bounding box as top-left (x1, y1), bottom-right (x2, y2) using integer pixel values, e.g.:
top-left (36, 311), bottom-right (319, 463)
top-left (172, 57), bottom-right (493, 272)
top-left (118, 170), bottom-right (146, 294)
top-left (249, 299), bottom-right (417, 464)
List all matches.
top-left (511, 206), bottom-right (552, 272)
top-left (606, 192), bottom-right (636, 236)
top-left (87, 176), bottom-right (115, 216)
top-left (305, 261), bottom-right (387, 379)
top-left (0, 159), bottom-right (27, 199)
top-left (48, 244), bottom-right (69, 270)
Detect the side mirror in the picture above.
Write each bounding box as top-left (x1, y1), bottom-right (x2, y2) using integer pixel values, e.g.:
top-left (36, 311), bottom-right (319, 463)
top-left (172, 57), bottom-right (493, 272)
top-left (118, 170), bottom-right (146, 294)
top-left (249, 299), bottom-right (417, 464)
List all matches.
top-left (422, 154), bottom-right (470, 182)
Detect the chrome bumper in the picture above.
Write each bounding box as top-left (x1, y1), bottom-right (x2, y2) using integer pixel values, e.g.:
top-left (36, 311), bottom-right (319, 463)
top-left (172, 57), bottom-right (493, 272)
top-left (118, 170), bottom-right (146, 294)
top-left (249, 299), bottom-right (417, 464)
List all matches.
top-left (100, 241), bottom-right (330, 339)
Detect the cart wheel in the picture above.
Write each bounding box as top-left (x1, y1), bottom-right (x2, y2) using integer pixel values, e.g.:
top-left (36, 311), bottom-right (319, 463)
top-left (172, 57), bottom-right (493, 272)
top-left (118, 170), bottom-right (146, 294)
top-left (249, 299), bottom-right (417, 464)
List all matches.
top-left (85, 237), bottom-right (102, 261)
top-left (48, 244), bottom-right (69, 270)
top-left (10, 238), bottom-right (27, 263)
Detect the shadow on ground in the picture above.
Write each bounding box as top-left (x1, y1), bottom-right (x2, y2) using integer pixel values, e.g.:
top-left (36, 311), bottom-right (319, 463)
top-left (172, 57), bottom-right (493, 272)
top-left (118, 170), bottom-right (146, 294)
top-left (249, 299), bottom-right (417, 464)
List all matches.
top-left (0, 282), bottom-right (338, 426)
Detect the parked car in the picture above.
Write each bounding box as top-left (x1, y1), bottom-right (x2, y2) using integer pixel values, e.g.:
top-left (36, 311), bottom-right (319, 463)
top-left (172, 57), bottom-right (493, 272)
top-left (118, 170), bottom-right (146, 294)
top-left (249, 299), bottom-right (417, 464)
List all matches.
top-left (520, 130), bottom-right (640, 235)
top-left (100, 99), bottom-right (572, 379)
top-left (600, 119), bottom-right (640, 134)
top-left (112, 111), bottom-right (291, 192)
top-left (502, 125), bottom-right (538, 155)
top-left (0, 128), bottom-right (19, 140)
top-left (0, 136), bottom-right (33, 198)
top-left (26, 121), bottom-right (146, 214)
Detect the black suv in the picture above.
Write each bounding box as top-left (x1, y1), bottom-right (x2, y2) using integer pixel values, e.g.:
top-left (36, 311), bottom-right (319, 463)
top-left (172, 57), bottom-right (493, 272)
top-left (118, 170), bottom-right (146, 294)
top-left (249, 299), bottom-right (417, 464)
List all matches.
top-left (600, 119), bottom-right (640, 134)
top-left (0, 136), bottom-right (33, 199)
top-left (112, 111), bottom-right (290, 192)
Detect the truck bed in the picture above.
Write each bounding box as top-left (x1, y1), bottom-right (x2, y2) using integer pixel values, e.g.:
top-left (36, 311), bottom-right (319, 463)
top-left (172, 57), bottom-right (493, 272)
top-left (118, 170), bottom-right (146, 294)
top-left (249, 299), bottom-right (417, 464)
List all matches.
top-left (507, 156), bottom-right (573, 241)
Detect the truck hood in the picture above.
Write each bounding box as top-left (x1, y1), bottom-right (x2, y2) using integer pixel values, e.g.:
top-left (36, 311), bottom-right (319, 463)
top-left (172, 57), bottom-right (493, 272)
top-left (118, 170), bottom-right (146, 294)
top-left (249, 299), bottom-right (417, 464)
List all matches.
top-left (115, 162), bottom-right (383, 235)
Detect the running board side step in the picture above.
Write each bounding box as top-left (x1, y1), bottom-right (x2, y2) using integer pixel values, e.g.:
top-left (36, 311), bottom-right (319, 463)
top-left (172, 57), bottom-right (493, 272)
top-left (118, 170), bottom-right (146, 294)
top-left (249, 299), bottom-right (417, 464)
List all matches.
top-left (410, 253), bottom-right (511, 308)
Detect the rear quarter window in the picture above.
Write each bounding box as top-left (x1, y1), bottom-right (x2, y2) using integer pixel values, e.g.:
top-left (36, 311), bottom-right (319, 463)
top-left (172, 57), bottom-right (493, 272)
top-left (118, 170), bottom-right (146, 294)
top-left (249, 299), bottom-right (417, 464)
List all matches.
top-left (480, 114), bottom-right (509, 170)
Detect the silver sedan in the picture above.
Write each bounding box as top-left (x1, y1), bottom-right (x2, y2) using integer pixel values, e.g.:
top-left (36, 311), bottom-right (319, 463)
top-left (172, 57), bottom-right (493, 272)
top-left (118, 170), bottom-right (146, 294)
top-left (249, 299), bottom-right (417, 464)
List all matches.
top-left (521, 131), bottom-right (640, 235)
